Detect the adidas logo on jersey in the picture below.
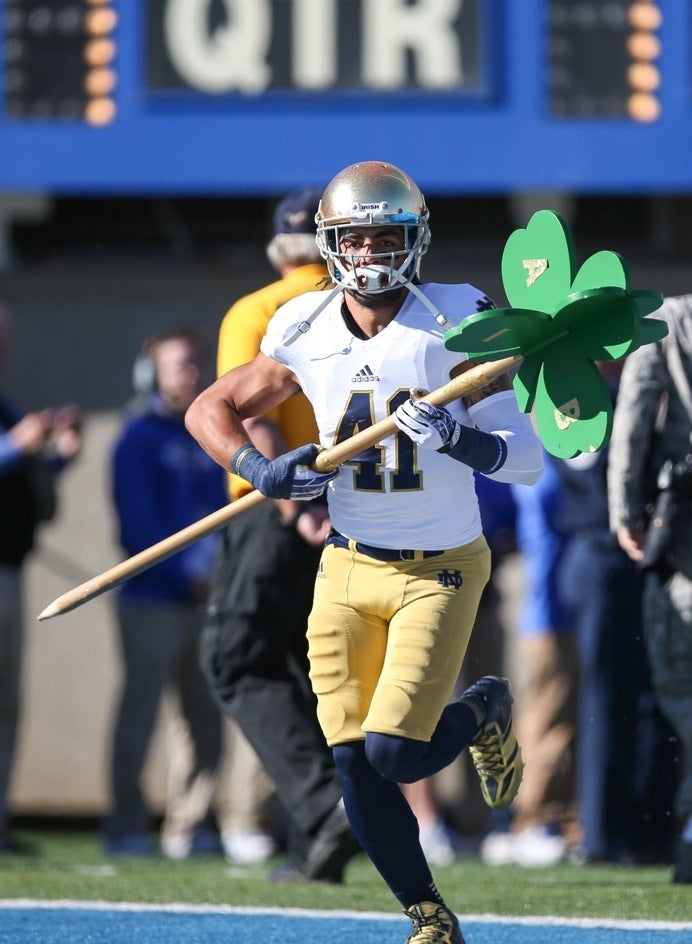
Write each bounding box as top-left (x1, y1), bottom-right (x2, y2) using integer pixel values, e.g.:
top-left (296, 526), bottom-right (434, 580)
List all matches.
top-left (352, 364), bottom-right (380, 383)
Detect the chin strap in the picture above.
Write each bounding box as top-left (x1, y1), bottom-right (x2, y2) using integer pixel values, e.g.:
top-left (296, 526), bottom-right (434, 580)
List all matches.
top-left (284, 267), bottom-right (448, 346)
top-left (404, 279), bottom-right (449, 327)
top-left (284, 280), bottom-right (345, 346)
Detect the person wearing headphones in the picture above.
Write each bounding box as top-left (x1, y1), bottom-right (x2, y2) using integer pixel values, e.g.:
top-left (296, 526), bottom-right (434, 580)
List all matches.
top-left (103, 328), bottom-right (228, 859)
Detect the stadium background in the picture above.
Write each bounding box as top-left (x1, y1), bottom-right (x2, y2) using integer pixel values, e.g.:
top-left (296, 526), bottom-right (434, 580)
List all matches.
top-left (1, 0), bottom-right (691, 820)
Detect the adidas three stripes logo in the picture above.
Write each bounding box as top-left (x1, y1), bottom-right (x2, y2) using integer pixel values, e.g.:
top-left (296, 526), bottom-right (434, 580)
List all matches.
top-left (351, 364), bottom-right (380, 382)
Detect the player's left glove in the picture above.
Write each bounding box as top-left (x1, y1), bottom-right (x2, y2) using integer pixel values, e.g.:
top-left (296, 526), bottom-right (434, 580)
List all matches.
top-left (393, 397), bottom-right (507, 474)
top-left (393, 398), bottom-right (459, 451)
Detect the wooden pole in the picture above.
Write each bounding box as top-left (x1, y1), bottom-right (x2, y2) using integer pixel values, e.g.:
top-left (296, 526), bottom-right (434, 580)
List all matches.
top-left (37, 489), bottom-right (267, 621)
top-left (312, 355), bottom-right (519, 471)
top-left (37, 354), bottom-right (519, 621)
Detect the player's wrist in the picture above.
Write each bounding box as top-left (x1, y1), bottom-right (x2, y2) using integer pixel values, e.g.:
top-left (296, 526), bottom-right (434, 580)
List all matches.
top-left (437, 422), bottom-right (462, 454)
top-left (230, 444), bottom-right (266, 479)
top-left (439, 425), bottom-right (508, 474)
top-left (230, 445), bottom-right (283, 497)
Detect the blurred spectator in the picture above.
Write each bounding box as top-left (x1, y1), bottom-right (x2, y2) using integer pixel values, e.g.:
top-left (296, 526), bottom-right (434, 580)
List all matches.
top-left (103, 328), bottom-right (227, 859)
top-left (609, 297), bottom-right (692, 883)
top-left (217, 718), bottom-right (278, 865)
top-left (481, 453), bottom-right (579, 867)
top-left (562, 361), bottom-right (678, 866)
top-left (199, 187), bottom-right (360, 882)
top-left (0, 304), bottom-right (82, 852)
top-left (401, 777), bottom-right (459, 867)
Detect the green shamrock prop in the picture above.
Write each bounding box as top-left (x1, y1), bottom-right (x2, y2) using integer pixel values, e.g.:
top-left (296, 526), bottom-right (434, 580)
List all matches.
top-left (444, 210), bottom-right (667, 457)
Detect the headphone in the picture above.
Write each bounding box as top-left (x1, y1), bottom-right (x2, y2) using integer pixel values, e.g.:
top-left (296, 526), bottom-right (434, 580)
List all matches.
top-left (131, 336), bottom-right (157, 394)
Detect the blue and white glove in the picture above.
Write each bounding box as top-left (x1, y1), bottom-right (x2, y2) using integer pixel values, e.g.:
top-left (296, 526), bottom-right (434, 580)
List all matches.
top-left (393, 397), bottom-right (507, 474)
top-left (393, 398), bottom-right (460, 451)
top-left (230, 443), bottom-right (338, 500)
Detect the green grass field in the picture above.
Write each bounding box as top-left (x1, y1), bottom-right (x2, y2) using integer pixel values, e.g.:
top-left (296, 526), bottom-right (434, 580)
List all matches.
top-left (1, 828), bottom-right (688, 923)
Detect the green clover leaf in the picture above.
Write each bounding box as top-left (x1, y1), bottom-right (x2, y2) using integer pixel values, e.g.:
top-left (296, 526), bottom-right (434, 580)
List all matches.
top-left (444, 210), bottom-right (666, 457)
top-left (533, 341), bottom-right (612, 458)
top-left (444, 307), bottom-right (552, 361)
top-left (571, 249), bottom-right (629, 294)
top-left (501, 210), bottom-right (575, 312)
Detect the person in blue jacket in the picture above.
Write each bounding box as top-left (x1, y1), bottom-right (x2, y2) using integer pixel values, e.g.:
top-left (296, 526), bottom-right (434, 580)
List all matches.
top-left (0, 304), bottom-right (82, 853)
top-left (103, 328), bottom-right (228, 859)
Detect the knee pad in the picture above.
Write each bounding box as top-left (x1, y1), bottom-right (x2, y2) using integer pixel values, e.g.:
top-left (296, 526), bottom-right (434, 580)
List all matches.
top-left (332, 741), bottom-right (368, 782)
top-left (364, 732), bottom-right (429, 783)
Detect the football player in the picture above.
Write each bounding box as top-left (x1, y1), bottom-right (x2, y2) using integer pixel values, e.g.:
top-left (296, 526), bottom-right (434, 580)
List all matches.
top-left (186, 161), bottom-right (543, 944)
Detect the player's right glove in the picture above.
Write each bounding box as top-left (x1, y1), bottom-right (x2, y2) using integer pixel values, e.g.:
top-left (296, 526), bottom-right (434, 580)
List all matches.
top-left (230, 443), bottom-right (338, 500)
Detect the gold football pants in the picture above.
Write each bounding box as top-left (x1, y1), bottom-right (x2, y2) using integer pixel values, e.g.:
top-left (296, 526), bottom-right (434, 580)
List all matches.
top-left (307, 535), bottom-right (491, 745)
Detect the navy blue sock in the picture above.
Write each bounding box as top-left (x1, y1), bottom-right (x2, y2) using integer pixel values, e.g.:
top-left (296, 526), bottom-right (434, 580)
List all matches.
top-left (364, 702), bottom-right (479, 783)
top-left (332, 742), bottom-right (443, 908)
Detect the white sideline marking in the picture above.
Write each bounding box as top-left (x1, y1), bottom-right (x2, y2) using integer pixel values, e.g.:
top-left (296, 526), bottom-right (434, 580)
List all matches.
top-left (0, 900), bottom-right (691, 932)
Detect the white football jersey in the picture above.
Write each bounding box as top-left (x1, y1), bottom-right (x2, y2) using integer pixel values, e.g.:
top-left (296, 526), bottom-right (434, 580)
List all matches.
top-left (261, 283), bottom-right (492, 549)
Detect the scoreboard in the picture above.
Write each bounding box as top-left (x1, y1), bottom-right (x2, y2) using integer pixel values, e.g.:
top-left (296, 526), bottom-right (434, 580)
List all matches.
top-left (4, 0), bottom-right (117, 123)
top-left (0, 0), bottom-right (689, 194)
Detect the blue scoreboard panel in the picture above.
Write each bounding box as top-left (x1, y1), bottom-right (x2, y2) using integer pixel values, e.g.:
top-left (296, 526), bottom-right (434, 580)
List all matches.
top-left (0, 0), bottom-right (689, 194)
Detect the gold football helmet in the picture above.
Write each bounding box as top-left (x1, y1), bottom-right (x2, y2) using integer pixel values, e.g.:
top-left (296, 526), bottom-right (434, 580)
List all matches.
top-left (315, 161), bottom-right (431, 294)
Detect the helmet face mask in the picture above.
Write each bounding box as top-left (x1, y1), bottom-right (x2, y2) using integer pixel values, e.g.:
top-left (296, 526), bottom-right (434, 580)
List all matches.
top-left (316, 161), bottom-right (430, 295)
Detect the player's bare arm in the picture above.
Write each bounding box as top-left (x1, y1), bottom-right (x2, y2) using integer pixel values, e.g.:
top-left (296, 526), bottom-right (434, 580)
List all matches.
top-left (241, 414), bottom-right (325, 530)
top-left (187, 352), bottom-right (336, 501)
top-left (185, 352), bottom-right (300, 470)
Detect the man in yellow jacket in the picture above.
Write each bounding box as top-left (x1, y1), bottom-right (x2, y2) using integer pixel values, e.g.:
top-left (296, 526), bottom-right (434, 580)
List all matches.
top-left (199, 188), bottom-right (359, 882)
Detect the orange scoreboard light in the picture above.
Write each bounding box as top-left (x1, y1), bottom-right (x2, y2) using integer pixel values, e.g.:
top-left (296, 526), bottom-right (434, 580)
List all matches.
top-left (3, 0), bottom-right (117, 125)
top-left (548, 0), bottom-right (662, 122)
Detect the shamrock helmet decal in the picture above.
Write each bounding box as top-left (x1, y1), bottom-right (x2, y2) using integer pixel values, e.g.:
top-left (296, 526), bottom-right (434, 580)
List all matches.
top-left (444, 210), bottom-right (667, 458)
